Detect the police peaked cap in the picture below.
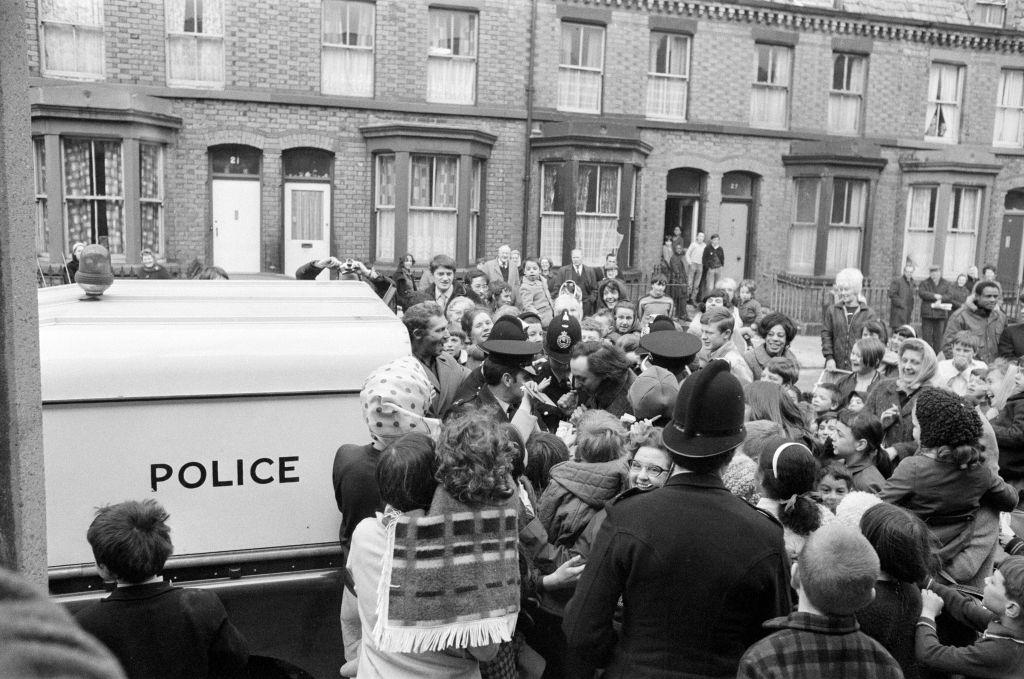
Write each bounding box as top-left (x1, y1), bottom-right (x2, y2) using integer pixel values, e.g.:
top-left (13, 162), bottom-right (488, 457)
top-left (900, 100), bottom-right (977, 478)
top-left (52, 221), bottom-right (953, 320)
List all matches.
top-left (480, 315), bottom-right (542, 362)
top-left (662, 359), bottom-right (746, 458)
top-left (639, 329), bottom-right (702, 361)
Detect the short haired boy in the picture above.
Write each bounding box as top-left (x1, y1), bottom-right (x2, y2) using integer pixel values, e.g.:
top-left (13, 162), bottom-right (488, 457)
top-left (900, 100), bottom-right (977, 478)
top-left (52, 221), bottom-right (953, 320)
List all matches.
top-left (817, 463), bottom-right (853, 513)
top-left (699, 306), bottom-right (753, 384)
top-left (918, 557), bottom-right (1024, 677)
top-left (811, 383), bottom-right (841, 416)
top-left (74, 500), bottom-right (250, 679)
top-left (637, 273), bottom-right (675, 328)
top-left (737, 524), bottom-right (903, 678)
top-left (934, 330), bottom-right (987, 396)
top-left (833, 411), bottom-right (886, 494)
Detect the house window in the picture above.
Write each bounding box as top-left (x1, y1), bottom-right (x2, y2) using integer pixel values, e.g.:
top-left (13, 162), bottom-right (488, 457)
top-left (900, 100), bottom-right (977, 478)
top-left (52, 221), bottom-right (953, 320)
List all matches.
top-left (139, 144), bottom-right (164, 255)
top-left (469, 158), bottom-right (482, 262)
top-left (322, 0), bottom-right (374, 97)
top-left (540, 162), bottom-right (566, 266)
top-left (39, 0), bottom-right (104, 79)
top-left (166, 0), bottom-right (224, 88)
top-left (576, 163), bottom-right (620, 265)
top-left (374, 154), bottom-right (395, 261)
top-left (904, 186), bottom-right (940, 271)
top-left (829, 53), bottom-right (866, 135)
top-left (34, 139), bottom-right (49, 256)
top-left (408, 155), bottom-right (459, 263)
top-left (62, 138), bottom-right (124, 254)
top-left (925, 63), bottom-right (964, 143)
top-left (945, 186), bottom-right (981, 275)
top-left (976, 0), bottom-right (1006, 26)
top-left (995, 70), bottom-right (1024, 148)
top-left (827, 179), bottom-right (867, 274)
top-left (427, 9), bottom-right (477, 104)
top-left (559, 22), bottom-right (604, 114)
top-left (788, 178), bottom-right (820, 275)
top-left (646, 32), bottom-right (689, 121)
top-left (751, 44), bottom-right (791, 129)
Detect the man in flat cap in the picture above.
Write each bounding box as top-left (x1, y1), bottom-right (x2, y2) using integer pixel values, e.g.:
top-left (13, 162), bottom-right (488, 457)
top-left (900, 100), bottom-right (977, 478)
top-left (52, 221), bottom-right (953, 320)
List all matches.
top-left (563, 361), bottom-right (791, 678)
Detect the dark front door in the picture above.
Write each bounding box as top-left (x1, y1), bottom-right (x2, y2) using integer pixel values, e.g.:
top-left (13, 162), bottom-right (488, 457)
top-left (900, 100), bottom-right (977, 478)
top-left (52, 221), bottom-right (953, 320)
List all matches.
top-left (999, 212), bottom-right (1024, 290)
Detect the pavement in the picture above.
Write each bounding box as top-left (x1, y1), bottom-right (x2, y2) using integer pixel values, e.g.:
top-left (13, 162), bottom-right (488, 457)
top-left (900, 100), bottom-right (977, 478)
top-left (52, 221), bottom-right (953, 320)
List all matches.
top-left (789, 333), bottom-right (826, 393)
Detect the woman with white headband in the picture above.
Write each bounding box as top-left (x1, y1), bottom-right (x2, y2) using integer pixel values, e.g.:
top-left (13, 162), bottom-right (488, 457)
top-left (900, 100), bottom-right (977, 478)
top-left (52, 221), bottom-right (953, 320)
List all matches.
top-left (749, 435), bottom-right (835, 562)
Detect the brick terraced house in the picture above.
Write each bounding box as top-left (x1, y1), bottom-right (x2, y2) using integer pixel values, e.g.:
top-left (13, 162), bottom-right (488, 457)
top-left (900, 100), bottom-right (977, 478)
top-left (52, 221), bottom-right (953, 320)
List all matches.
top-left (24, 0), bottom-right (1024, 291)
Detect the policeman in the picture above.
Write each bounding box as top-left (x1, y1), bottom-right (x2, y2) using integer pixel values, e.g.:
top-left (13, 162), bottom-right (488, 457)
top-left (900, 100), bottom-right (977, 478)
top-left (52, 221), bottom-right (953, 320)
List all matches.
top-left (563, 360), bottom-right (791, 679)
top-left (532, 310), bottom-right (581, 431)
top-left (449, 316), bottom-right (544, 434)
top-left (636, 316), bottom-right (703, 383)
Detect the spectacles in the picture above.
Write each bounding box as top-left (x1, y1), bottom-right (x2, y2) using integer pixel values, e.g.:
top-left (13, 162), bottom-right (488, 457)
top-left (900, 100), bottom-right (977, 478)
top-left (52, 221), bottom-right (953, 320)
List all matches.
top-left (628, 460), bottom-right (670, 477)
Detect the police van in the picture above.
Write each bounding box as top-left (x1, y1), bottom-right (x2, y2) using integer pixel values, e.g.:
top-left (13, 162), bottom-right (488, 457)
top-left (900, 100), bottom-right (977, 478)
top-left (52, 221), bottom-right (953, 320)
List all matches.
top-left (40, 279), bottom-right (409, 677)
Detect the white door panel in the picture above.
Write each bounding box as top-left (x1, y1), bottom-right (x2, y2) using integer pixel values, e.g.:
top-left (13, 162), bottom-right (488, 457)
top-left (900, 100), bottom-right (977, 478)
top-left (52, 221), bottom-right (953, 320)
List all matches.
top-left (212, 180), bottom-right (261, 274)
top-left (284, 183), bottom-right (331, 280)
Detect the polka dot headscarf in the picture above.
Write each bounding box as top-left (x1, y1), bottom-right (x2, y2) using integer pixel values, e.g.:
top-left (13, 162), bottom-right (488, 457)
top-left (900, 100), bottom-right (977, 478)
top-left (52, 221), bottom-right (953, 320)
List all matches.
top-left (361, 356), bottom-right (440, 449)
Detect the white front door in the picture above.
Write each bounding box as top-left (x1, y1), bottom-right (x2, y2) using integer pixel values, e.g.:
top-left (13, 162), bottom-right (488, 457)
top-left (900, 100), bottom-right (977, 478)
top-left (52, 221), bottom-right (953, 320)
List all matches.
top-left (284, 183), bottom-right (331, 280)
top-left (212, 179), bottom-right (261, 274)
top-left (719, 202), bottom-right (749, 281)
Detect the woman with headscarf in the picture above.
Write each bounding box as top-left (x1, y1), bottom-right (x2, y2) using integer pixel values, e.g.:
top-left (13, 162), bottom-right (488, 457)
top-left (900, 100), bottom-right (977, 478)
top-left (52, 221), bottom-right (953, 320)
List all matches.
top-left (743, 312), bottom-right (800, 381)
top-left (863, 338), bottom-right (938, 463)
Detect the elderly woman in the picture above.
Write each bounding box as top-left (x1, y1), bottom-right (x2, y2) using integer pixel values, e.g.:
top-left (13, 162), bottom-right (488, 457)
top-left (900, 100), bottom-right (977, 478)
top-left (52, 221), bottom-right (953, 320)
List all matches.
top-left (835, 337), bottom-right (886, 408)
top-left (863, 338), bottom-right (938, 463)
top-left (822, 268), bottom-right (879, 372)
top-left (744, 312), bottom-right (800, 381)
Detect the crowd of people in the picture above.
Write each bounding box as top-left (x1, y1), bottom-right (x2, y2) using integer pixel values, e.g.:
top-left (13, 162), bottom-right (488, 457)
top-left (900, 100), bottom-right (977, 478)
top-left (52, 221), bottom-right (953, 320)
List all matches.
top-left (25, 239), bottom-right (1024, 679)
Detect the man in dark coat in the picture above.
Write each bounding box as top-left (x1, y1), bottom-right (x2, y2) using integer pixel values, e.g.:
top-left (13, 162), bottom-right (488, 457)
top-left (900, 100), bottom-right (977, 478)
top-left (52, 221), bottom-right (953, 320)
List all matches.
top-left (918, 265), bottom-right (953, 354)
top-left (563, 361), bottom-right (791, 678)
top-left (999, 322), bottom-right (1024, 361)
top-left (403, 301), bottom-right (468, 419)
top-left (888, 259), bottom-right (917, 328)
top-left (555, 249), bottom-right (598, 315)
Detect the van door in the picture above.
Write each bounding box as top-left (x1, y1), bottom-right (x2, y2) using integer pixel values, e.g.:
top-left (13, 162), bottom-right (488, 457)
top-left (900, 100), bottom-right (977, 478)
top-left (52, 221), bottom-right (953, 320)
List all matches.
top-left (213, 179), bottom-right (261, 274)
top-left (284, 183), bottom-right (331, 280)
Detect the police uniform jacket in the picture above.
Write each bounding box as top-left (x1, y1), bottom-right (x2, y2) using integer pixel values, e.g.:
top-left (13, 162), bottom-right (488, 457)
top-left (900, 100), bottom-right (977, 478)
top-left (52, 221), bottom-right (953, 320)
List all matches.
top-left (563, 472), bottom-right (791, 679)
top-left (533, 357), bottom-right (572, 431)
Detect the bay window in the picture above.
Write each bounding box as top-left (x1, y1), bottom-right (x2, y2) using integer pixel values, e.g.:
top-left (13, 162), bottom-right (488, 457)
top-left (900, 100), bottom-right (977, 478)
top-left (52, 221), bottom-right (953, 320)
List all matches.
top-left (63, 138), bottom-right (125, 255)
top-left (139, 144), bottom-right (164, 255)
top-left (540, 163), bottom-right (566, 266)
top-left (647, 32), bottom-right (690, 121)
top-left (427, 9), bottom-right (477, 105)
top-left (39, 0), bottom-right (105, 79)
top-left (576, 163), bottom-right (621, 265)
top-left (559, 22), bottom-right (604, 113)
top-left (408, 155), bottom-right (459, 263)
top-left (322, 0), bottom-right (375, 97)
top-left (903, 184), bottom-right (982, 278)
top-left (786, 176), bottom-right (871, 276)
top-left (788, 178), bottom-right (820, 275)
top-left (374, 154), bottom-right (395, 261)
top-left (166, 0), bottom-right (224, 88)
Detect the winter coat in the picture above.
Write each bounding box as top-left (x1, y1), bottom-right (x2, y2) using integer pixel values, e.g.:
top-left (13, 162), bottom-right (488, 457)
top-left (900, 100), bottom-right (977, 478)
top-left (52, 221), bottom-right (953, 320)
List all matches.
top-left (888, 275), bottom-right (916, 328)
top-left (821, 299), bottom-right (879, 371)
top-left (536, 458), bottom-right (628, 550)
top-left (942, 301), bottom-right (1007, 363)
top-left (863, 378), bottom-right (923, 462)
top-left (998, 322), bottom-right (1024, 361)
top-left (918, 277), bottom-right (953, 320)
top-left (517, 277), bottom-right (554, 326)
top-left (990, 392), bottom-right (1024, 481)
top-left (742, 344), bottom-right (799, 381)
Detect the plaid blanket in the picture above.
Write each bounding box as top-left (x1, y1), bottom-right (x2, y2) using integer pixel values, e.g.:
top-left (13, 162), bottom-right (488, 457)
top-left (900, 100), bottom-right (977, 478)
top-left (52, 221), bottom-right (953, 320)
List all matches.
top-left (373, 487), bottom-right (521, 653)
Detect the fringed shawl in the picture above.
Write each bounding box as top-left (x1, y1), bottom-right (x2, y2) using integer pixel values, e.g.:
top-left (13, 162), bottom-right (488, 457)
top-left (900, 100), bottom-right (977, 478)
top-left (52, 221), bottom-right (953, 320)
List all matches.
top-left (372, 485), bottom-right (520, 654)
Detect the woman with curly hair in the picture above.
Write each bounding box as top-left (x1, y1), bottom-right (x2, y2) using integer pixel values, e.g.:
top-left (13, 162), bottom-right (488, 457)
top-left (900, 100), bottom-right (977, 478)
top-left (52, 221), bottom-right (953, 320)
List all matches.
top-left (743, 312), bottom-right (800, 381)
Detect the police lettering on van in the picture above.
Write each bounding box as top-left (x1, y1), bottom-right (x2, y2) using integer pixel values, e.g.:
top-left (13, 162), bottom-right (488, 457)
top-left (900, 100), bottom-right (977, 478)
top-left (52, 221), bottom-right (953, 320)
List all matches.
top-left (150, 457), bottom-right (300, 491)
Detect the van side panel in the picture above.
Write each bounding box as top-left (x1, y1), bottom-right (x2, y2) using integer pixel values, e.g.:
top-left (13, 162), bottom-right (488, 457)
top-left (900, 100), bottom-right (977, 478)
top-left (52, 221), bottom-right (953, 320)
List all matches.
top-left (44, 393), bottom-right (358, 567)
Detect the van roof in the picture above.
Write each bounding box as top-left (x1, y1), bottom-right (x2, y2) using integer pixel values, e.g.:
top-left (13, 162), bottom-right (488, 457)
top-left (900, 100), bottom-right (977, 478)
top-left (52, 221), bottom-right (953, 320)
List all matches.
top-left (39, 280), bottom-right (410, 402)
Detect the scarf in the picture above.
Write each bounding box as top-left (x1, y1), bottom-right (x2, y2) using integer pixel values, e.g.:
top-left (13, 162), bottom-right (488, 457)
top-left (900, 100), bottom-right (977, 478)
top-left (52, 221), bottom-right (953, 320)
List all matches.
top-left (372, 485), bottom-right (520, 654)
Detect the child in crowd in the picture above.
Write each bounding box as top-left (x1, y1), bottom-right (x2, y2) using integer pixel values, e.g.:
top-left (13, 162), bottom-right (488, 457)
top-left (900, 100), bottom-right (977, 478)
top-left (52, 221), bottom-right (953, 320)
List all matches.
top-left (579, 317), bottom-right (604, 343)
top-left (934, 330), bottom-right (987, 396)
top-left (846, 391), bottom-right (866, 414)
top-left (815, 411), bottom-right (840, 449)
top-left (519, 311), bottom-right (544, 343)
top-left (751, 436), bottom-right (834, 561)
top-left (488, 281), bottom-right (515, 312)
top-left (444, 325), bottom-right (468, 364)
top-left (74, 500), bottom-right (250, 679)
top-left (762, 356), bottom-right (801, 404)
top-left (591, 311), bottom-right (614, 339)
top-left (737, 524), bottom-right (904, 679)
top-left (610, 300), bottom-right (639, 341)
top-left (811, 383), bottom-right (842, 417)
top-left (918, 557), bottom-right (1024, 677)
top-left (517, 258), bottom-right (554, 327)
top-left (737, 279), bottom-right (762, 329)
top-left (881, 387), bottom-right (1019, 588)
top-left (857, 504), bottom-right (935, 679)
top-left (833, 411), bottom-right (888, 493)
top-left (637, 273), bottom-right (675, 329)
top-left (817, 462), bottom-right (853, 513)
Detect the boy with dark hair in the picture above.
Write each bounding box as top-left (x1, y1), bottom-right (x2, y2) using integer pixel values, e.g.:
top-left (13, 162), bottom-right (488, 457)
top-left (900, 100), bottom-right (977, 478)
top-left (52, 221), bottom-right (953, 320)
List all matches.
top-left (817, 463), bottom-right (853, 513)
top-left (737, 523), bottom-right (903, 678)
top-left (74, 500), bottom-right (250, 679)
top-left (833, 411), bottom-right (887, 493)
top-left (918, 556), bottom-right (1024, 677)
top-left (637, 273), bottom-right (675, 327)
top-left (811, 383), bottom-right (841, 417)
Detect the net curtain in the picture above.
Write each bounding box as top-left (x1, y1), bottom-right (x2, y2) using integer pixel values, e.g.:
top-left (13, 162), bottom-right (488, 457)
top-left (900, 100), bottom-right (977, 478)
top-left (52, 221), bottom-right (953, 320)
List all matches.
top-left (575, 165), bottom-right (621, 266)
top-left (926, 65), bottom-right (961, 139)
top-left (322, 1), bottom-right (374, 96)
top-left (166, 0), bottom-right (224, 83)
top-left (408, 157), bottom-right (458, 263)
top-left (140, 144), bottom-right (162, 254)
top-left (996, 70), bottom-right (1024, 145)
top-left (40, 0), bottom-right (103, 75)
top-left (64, 140), bottom-right (124, 254)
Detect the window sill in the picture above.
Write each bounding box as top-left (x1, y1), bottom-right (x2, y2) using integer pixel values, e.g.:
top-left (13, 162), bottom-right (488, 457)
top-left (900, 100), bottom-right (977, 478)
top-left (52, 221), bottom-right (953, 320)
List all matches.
top-left (41, 70), bottom-right (104, 82)
top-left (166, 80), bottom-right (226, 90)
